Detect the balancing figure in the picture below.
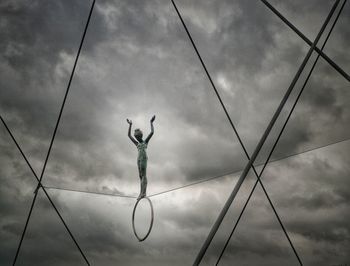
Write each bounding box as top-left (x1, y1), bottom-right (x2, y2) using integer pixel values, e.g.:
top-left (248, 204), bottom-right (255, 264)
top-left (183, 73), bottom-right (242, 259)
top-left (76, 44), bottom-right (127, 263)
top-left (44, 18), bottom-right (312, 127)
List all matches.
top-left (127, 115), bottom-right (155, 200)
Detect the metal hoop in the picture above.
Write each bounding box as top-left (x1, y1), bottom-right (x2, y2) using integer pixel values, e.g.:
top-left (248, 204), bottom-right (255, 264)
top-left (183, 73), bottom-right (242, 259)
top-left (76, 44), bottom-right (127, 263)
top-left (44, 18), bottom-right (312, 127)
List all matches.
top-left (132, 197), bottom-right (154, 242)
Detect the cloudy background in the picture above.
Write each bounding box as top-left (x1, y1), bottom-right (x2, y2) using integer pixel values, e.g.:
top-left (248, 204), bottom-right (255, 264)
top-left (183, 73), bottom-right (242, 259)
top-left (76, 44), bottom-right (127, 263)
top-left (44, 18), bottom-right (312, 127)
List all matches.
top-left (0, 0), bottom-right (349, 265)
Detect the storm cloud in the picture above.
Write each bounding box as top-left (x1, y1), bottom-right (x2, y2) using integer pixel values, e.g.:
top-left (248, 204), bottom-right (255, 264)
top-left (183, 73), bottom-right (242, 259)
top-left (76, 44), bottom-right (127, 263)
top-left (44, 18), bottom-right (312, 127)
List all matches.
top-left (0, 0), bottom-right (349, 265)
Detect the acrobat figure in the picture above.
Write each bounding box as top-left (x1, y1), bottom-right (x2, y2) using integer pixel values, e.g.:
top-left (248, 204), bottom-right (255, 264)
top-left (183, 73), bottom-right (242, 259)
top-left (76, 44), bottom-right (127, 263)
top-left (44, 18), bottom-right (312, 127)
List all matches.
top-left (127, 115), bottom-right (155, 200)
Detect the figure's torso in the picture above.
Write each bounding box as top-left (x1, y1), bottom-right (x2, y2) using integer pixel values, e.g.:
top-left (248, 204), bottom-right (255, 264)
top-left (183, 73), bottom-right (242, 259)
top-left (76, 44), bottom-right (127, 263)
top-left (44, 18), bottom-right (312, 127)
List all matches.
top-left (137, 142), bottom-right (148, 161)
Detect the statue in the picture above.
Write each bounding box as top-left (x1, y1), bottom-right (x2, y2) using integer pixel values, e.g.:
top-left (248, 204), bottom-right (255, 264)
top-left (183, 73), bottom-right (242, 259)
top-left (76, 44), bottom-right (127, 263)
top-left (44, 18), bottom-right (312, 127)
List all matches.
top-left (127, 115), bottom-right (155, 200)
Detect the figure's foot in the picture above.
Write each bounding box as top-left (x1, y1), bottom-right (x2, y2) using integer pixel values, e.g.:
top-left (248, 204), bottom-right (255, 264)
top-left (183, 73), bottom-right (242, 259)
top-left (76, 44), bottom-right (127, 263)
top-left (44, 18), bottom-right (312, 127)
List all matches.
top-left (137, 193), bottom-right (146, 200)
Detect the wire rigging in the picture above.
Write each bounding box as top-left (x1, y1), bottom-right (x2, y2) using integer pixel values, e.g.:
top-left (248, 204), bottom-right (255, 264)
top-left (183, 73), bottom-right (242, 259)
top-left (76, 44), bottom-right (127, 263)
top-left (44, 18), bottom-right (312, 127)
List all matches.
top-left (43, 136), bottom-right (350, 199)
top-left (11, 0), bottom-right (96, 265)
top-left (170, 0), bottom-right (328, 264)
top-left (0, 116), bottom-right (90, 266)
top-left (260, 0), bottom-right (350, 82)
top-left (1, 0), bottom-right (347, 264)
top-left (189, 0), bottom-right (340, 263)
top-left (44, 186), bottom-right (138, 198)
top-left (216, 1), bottom-right (347, 264)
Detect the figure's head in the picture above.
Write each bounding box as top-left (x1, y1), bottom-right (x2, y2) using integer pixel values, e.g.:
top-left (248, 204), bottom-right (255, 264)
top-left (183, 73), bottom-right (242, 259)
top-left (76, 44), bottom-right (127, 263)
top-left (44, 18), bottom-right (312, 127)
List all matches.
top-left (134, 128), bottom-right (143, 142)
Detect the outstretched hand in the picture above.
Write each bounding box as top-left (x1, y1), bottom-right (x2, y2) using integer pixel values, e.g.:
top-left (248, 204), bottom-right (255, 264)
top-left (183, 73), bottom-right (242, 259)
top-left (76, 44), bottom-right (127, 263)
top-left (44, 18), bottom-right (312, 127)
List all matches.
top-left (150, 115), bottom-right (156, 123)
top-left (126, 118), bottom-right (132, 125)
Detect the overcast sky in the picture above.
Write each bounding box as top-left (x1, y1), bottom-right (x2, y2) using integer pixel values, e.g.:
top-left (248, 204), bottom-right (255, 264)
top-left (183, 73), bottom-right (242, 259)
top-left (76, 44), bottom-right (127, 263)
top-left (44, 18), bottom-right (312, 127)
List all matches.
top-left (0, 0), bottom-right (349, 265)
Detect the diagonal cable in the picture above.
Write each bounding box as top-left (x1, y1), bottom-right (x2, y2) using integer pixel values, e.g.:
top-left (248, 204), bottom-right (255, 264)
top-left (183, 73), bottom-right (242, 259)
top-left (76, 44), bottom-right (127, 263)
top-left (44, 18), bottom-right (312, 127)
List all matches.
top-left (190, 0), bottom-right (340, 264)
top-left (0, 116), bottom-right (90, 266)
top-left (170, 0), bottom-right (306, 264)
top-left (12, 0), bottom-right (96, 264)
top-left (216, 0), bottom-right (347, 264)
top-left (260, 0), bottom-right (349, 82)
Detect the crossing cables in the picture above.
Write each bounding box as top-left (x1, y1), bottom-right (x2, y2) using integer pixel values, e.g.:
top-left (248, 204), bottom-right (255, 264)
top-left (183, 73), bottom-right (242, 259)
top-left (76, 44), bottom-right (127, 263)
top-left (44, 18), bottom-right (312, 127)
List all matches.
top-left (190, 0), bottom-right (340, 263)
top-left (170, 0), bottom-right (340, 264)
top-left (11, 0), bottom-right (96, 265)
top-left (216, 0), bottom-right (347, 264)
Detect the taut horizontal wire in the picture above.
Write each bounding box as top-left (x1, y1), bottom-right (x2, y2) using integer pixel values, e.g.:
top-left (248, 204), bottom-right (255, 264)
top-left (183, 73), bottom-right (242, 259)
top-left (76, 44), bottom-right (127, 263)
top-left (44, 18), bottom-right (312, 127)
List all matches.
top-left (44, 186), bottom-right (137, 198)
top-left (44, 136), bottom-right (350, 199)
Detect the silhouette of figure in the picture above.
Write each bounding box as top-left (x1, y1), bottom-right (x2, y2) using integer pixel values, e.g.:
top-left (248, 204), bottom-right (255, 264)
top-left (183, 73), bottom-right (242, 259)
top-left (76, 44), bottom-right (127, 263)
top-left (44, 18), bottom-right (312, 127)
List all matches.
top-left (127, 115), bottom-right (155, 199)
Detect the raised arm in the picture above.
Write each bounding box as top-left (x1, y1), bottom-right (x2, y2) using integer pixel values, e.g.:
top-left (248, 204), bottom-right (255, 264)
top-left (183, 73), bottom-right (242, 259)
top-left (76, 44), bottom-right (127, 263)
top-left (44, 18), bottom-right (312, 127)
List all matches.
top-left (127, 119), bottom-right (138, 146)
top-left (145, 115), bottom-right (155, 144)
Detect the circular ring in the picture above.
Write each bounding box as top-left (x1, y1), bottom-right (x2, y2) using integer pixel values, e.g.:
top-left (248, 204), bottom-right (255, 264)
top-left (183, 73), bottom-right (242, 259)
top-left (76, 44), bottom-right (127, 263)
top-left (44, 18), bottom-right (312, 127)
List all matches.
top-left (132, 197), bottom-right (154, 242)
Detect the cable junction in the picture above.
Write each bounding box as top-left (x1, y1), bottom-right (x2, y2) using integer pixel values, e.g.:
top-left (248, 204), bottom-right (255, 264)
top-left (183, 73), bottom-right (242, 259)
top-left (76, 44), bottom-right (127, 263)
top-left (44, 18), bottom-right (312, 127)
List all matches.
top-left (3, 1), bottom-right (96, 265)
top-left (168, 0), bottom-right (341, 264)
top-left (1, 0), bottom-right (348, 264)
top-left (216, 0), bottom-right (347, 264)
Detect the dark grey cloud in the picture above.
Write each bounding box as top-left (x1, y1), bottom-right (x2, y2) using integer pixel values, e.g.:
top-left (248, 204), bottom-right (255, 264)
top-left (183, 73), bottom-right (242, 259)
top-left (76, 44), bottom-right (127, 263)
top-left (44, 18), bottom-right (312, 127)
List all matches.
top-left (1, 0), bottom-right (349, 265)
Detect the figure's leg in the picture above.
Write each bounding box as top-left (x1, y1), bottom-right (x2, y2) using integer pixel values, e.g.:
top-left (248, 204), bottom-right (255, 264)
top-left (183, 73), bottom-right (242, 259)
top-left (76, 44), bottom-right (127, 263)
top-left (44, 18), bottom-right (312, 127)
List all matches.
top-left (137, 161), bottom-right (143, 199)
top-left (141, 174), bottom-right (147, 197)
top-left (138, 178), bottom-right (144, 200)
top-left (140, 161), bottom-right (147, 198)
